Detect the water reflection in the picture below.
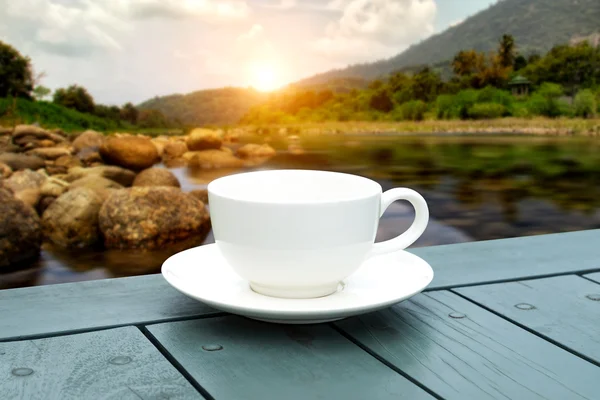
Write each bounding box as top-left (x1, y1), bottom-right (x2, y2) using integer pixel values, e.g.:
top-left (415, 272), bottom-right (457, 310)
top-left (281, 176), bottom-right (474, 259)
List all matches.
top-left (3, 133), bottom-right (600, 288)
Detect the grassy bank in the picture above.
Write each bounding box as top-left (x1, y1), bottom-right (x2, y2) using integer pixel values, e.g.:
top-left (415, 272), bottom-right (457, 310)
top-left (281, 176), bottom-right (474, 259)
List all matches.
top-left (238, 118), bottom-right (600, 137)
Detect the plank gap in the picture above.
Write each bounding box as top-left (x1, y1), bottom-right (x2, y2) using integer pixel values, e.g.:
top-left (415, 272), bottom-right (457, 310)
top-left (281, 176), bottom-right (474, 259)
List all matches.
top-left (428, 267), bottom-right (600, 291)
top-left (329, 323), bottom-right (444, 400)
top-left (0, 312), bottom-right (228, 343)
top-left (450, 289), bottom-right (600, 369)
top-left (138, 325), bottom-right (216, 400)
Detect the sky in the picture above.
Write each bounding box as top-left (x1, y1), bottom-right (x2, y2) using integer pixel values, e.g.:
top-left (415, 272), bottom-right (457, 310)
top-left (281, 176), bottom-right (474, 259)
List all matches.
top-left (0, 0), bottom-right (496, 105)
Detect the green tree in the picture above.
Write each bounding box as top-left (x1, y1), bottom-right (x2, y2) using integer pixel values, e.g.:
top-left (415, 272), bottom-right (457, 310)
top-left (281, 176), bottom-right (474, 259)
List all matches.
top-left (32, 85), bottom-right (51, 101)
top-left (120, 102), bottom-right (139, 124)
top-left (53, 84), bottom-right (95, 114)
top-left (498, 34), bottom-right (516, 68)
top-left (452, 50), bottom-right (484, 76)
top-left (573, 89), bottom-right (597, 118)
top-left (0, 41), bottom-right (34, 98)
top-left (369, 88), bottom-right (394, 112)
top-left (411, 67), bottom-right (443, 102)
top-left (513, 54), bottom-right (527, 71)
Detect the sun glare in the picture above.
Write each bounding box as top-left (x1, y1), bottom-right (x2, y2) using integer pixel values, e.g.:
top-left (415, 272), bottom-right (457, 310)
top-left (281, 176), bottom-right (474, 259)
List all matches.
top-left (250, 62), bottom-right (282, 92)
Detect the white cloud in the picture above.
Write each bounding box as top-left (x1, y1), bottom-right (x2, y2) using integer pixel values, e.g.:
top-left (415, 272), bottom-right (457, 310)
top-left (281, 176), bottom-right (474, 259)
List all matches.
top-left (259, 0), bottom-right (297, 9)
top-left (120, 0), bottom-right (250, 20)
top-left (237, 24), bottom-right (264, 42)
top-left (314, 0), bottom-right (436, 62)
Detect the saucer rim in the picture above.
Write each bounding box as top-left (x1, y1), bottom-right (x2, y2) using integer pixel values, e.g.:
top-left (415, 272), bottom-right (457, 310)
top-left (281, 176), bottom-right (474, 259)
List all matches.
top-left (161, 243), bottom-right (434, 320)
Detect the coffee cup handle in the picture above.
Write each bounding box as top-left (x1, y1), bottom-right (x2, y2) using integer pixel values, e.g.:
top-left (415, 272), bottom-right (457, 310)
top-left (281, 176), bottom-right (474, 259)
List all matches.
top-left (371, 188), bottom-right (429, 256)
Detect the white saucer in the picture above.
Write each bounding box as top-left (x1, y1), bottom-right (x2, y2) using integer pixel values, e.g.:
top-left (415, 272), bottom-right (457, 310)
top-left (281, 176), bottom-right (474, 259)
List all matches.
top-left (161, 244), bottom-right (434, 324)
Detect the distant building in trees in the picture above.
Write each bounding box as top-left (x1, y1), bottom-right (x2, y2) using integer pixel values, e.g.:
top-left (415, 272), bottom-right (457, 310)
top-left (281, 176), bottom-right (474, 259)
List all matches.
top-left (508, 75), bottom-right (531, 97)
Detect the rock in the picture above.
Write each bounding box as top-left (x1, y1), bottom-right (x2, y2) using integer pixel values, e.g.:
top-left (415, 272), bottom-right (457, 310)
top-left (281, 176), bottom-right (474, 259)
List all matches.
top-left (47, 155), bottom-right (83, 175)
top-left (99, 187), bottom-right (210, 250)
top-left (0, 162), bottom-right (12, 178)
top-left (37, 196), bottom-right (56, 215)
top-left (2, 169), bottom-right (46, 194)
top-left (12, 125), bottom-right (66, 148)
top-left (0, 126), bottom-right (12, 136)
top-left (65, 166), bottom-right (136, 186)
top-left (163, 158), bottom-right (188, 168)
top-left (236, 143), bottom-right (276, 159)
top-left (77, 147), bottom-right (103, 166)
top-left (184, 149), bottom-right (244, 169)
top-left (0, 153), bottom-right (46, 171)
top-left (189, 189), bottom-right (209, 204)
top-left (151, 139), bottom-right (167, 157)
top-left (72, 130), bottom-right (105, 152)
top-left (0, 189), bottom-right (42, 269)
top-left (69, 175), bottom-right (123, 202)
top-left (163, 141), bottom-right (188, 159)
top-left (186, 129), bottom-right (222, 151)
top-left (100, 136), bottom-right (160, 170)
top-left (40, 178), bottom-right (70, 198)
top-left (14, 188), bottom-right (41, 209)
top-left (133, 168), bottom-right (180, 188)
top-left (27, 147), bottom-right (73, 160)
top-left (42, 188), bottom-right (104, 249)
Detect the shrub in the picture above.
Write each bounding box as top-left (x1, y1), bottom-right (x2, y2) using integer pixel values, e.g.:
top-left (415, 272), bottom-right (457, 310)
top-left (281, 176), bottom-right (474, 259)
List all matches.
top-left (476, 86), bottom-right (514, 109)
top-left (573, 89), bottom-right (597, 118)
top-left (399, 100), bottom-right (427, 121)
top-left (468, 103), bottom-right (507, 119)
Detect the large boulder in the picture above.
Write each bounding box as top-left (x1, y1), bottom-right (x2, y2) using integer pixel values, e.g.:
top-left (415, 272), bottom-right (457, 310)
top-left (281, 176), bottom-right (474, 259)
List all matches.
top-left (186, 129), bottom-right (222, 151)
top-left (236, 143), bottom-right (276, 159)
top-left (72, 130), bottom-right (105, 152)
top-left (27, 147), bottom-right (73, 161)
top-left (12, 125), bottom-right (66, 150)
top-left (184, 149), bottom-right (244, 169)
top-left (99, 187), bottom-right (210, 250)
top-left (132, 168), bottom-right (180, 188)
top-left (42, 188), bottom-right (104, 249)
top-left (189, 189), bottom-right (209, 204)
top-left (0, 189), bottom-right (42, 270)
top-left (64, 166), bottom-right (136, 186)
top-left (0, 153), bottom-right (46, 171)
top-left (0, 162), bottom-right (12, 179)
top-left (163, 141), bottom-right (188, 159)
top-left (69, 175), bottom-right (123, 202)
top-left (100, 136), bottom-right (160, 170)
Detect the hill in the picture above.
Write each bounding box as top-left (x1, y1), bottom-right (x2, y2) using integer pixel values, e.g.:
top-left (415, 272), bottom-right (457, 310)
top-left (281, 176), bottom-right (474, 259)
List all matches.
top-left (298, 0), bottom-right (600, 85)
top-left (138, 87), bottom-right (268, 127)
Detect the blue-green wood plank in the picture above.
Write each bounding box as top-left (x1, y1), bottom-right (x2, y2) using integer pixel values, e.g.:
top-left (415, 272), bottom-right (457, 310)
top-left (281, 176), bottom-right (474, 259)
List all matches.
top-left (410, 229), bottom-right (600, 289)
top-left (1, 230), bottom-right (599, 341)
top-left (146, 316), bottom-right (434, 400)
top-left (0, 275), bottom-right (219, 341)
top-left (0, 326), bottom-right (201, 399)
top-left (585, 272), bottom-right (600, 284)
top-left (456, 275), bottom-right (600, 364)
top-left (336, 291), bottom-right (600, 400)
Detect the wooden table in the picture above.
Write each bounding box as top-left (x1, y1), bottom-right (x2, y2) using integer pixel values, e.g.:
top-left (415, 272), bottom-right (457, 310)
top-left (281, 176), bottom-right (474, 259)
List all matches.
top-left (1, 230), bottom-right (599, 399)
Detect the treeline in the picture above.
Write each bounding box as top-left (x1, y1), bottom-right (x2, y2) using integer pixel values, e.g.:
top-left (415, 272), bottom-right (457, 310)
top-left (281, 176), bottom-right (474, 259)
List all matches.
top-left (0, 40), bottom-right (175, 130)
top-left (241, 35), bottom-right (600, 124)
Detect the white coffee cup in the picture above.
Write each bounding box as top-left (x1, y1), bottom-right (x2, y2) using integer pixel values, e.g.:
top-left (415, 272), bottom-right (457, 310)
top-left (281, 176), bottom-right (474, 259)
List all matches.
top-left (207, 169), bottom-right (429, 299)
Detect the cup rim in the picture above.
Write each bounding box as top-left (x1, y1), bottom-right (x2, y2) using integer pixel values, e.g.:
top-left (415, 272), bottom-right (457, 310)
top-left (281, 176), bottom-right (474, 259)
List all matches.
top-left (207, 169), bottom-right (382, 205)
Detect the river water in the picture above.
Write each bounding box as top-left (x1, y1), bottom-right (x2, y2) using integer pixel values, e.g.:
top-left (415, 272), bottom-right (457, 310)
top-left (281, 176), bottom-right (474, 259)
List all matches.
top-left (2, 133), bottom-right (600, 289)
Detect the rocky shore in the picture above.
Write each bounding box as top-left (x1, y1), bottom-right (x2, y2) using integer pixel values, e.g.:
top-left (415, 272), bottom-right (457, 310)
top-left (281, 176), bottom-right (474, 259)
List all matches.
top-left (0, 125), bottom-right (276, 272)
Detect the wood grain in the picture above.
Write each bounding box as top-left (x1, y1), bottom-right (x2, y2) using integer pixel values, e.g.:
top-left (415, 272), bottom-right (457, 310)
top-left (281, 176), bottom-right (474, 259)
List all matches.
top-left (410, 229), bottom-right (600, 289)
top-left (456, 275), bottom-right (600, 364)
top-left (146, 316), bottom-right (434, 400)
top-left (0, 275), bottom-right (219, 341)
top-left (0, 326), bottom-right (202, 399)
top-left (336, 291), bottom-right (600, 400)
